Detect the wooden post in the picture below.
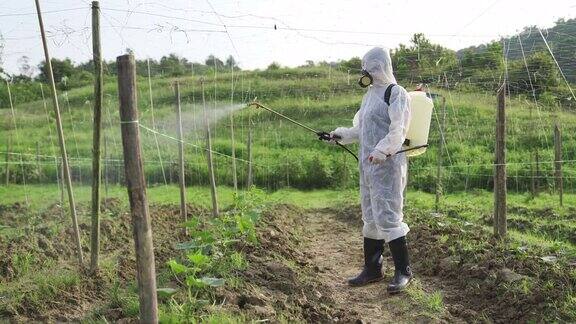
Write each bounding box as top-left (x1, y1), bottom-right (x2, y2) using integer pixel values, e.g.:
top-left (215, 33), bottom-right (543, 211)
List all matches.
top-left (59, 159), bottom-right (65, 208)
top-left (90, 0), bottom-right (103, 273)
top-left (246, 114), bottom-right (253, 188)
top-left (6, 81), bottom-right (29, 204)
top-left (230, 67), bottom-right (238, 191)
top-left (534, 149), bottom-right (540, 196)
top-left (347, 69), bottom-right (350, 85)
top-left (5, 135), bottom-right (11, 186)
top-left (530, 151), bottom-right (536, 197)
top-left (104, 135), bottom-right (109, 202)
top-left (494, 82), bottom-right (507, 239)
top-left (35, 0), bottom-right (84, 265)
top-left (36, 141), bottom-right (41, 179)
top-left (435, 97), bottom-right (446, 212)
top-left (174, 81), bottom-right (187, 225)
top-left (554, 122), bottom-right (563, 206)
top-left (201, 80), bottom-right (219, 217)
top-left (147, 58), bottom-right (168, 186)
top-left (117, 54), bottom-right (158, 323)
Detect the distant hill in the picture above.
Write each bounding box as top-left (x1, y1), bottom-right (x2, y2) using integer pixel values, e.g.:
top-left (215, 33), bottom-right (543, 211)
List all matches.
top-left (458, 18), bottom-right (576, 81)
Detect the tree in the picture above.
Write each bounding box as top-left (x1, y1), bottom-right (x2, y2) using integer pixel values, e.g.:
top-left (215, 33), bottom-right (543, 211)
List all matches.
top-left (392, 33), bottom-right (458, 83)
top-left (18, 56), bottom-right (35, 79)
top-left (37, 58), bottom-right (75, 84)
top-left (508, 51), bottom-right (559, 98)
top-left (339, 57), bottom-right (361, 71)
top-left (205, 55), bottom-right (224, 68)
top-left (159, 53), bottom-right (188, 76)
top-left (225, 55), bottom-right (238, 69)
top-left (267, 62), bottom-right (281, 70)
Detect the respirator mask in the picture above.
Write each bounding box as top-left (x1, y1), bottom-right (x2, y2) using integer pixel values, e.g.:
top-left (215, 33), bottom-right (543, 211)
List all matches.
top-left (358, 69), bottom-right (373, 88)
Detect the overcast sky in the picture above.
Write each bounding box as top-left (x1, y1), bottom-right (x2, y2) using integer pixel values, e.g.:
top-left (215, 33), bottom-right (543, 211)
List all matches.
top-left (0, 0), bottom-right (574, 75)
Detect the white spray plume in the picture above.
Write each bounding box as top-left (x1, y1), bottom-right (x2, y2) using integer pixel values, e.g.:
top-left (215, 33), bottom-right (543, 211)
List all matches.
top-left (157, 103), bottom-right (247, 139)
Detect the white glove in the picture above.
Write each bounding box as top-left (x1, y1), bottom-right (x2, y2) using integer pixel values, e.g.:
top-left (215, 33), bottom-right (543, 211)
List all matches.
top-left (330, 127), bottom-right (359, 145)
top-left (368, 150), bottom-right (389, 164)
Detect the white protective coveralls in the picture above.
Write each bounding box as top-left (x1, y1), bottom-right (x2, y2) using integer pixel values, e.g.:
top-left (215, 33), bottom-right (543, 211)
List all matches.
top-left (332, 47), bottom-right (411, 242)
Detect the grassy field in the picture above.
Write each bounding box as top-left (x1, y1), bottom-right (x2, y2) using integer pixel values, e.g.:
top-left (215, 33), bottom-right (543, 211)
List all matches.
top-left (1, 67), bottom-right (575, 193)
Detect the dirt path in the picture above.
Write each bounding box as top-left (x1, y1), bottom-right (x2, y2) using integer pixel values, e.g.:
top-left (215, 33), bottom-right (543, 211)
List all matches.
top-left (302, 209), bottom-right (395, 322)
top-left (298, 208), bottom-right (459, 323)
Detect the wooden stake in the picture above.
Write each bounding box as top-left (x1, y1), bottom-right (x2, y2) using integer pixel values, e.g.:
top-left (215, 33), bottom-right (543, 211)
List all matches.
top-left (90, 0), bottom-right (103, 273)
top-left (554, 122), bottom-right (563, 206)
top-left (117, 54), bottom-right (158, 323)
top-left (35, 0), bottom-right (84, 265)
top-left (174, 81), bottom-right (187, 225)
top-left (36, 141), bottom-right (41, 179)
top-left (535, 150), bottom-right (540, 196)
top-left (147, 59), bottom-right (168, 186)
top-left (6, 81), bottom-right (29, 204)
top-left (530, 151), bottom-right (536, 197)
top-left (104, 135), bottom-right (109, 202)
top-left (59, 159), bottom-right (65, 211)
top-left (230, 66), bottom-right (238, 191)
top-left (435, 97), bottom-right (446, 212)
top-left (201, 80), bottom-right (219, 217)
top-left (246, 113), bottom-right (253, 188)
top-left (494, 82), bottom-right (507, 239)
top-left (5, 135), bottom-right (10, 186)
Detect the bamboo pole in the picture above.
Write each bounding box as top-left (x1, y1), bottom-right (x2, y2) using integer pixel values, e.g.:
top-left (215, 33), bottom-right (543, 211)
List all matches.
top-left (117, 54), bottom-right (158, 323)
top-left (435, 97), bottom-right (446, 212)
top-left (147, 59), bottom-right (168, 186)
top-left (554, 122), bottom-right (563, 206)
top-left (104, 135), bottom-right (109, 203)
top-left (90, 0), bottom-right (103, 273)
top-left (6, 81), bottom-right (29, 204)
top-left (246, 113), bottom-right (253, 188)
top-left (34, 0), bottom-right (84, 266)
top-left (174, 81), bottom-right (187, 225)
top-left (230, 65), bottom-right (238, 191)
top-left (5, 135), bottom-right (10, 186)
top-left (494, 82), bottom-right (507, 239)
top-left (36, 141), bottom-right (41, 179)
top-left (201, 80), bottom-right (219, 216)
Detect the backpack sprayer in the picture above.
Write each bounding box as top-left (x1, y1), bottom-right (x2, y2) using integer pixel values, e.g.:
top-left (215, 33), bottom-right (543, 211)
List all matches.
top-left (249, 98), bottom-right (432, 161)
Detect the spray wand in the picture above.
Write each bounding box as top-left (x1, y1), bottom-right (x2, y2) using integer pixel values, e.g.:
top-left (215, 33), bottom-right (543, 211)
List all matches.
top-left (249, 101), bottom-right (358, 161)
top-left (249, 101), bottom-right (428, 162)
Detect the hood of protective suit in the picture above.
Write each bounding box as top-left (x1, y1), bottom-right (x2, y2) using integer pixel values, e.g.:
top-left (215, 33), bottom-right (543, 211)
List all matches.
top-left (362, 47), bottom-right (397, 86)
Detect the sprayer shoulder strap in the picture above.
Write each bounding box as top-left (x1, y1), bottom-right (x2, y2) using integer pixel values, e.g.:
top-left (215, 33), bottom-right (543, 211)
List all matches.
top-left (384, 84), bottom-right (396, 106)
top-left (383, 84), bottom-right (410, 146)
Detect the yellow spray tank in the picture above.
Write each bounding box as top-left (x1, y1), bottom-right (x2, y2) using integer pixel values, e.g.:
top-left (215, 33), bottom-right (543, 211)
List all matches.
top-left (351, 90), bottom-right (433, 157)
top-left (404, 91), bottom-right (434, 157)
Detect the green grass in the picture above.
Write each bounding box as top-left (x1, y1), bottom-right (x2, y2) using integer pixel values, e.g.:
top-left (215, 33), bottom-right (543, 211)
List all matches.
top-left (406, 279), bottom-right (446, 315)
top-left (1, 67), bottom-right (575, 192)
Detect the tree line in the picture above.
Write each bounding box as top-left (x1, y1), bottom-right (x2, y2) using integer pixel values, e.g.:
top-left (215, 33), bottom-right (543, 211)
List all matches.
top-left (0, 17), bottom-right (574, 109)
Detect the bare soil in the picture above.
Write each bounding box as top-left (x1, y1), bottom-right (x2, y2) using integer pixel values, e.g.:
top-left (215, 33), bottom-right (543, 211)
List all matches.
top-left (1, 201), bottom-right (574, 322)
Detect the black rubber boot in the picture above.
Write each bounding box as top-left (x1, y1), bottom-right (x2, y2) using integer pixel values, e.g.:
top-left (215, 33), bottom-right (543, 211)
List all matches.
top-left (348, 238), bottom-right (384, 287)
top-left (387, 236), bottom-right (413, 293)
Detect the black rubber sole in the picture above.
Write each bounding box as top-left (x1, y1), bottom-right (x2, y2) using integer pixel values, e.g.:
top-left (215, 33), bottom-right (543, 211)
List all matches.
top-left (347, 276), bottom-right (384, 287)
top-left (387, 276), bottom-right (413, 294)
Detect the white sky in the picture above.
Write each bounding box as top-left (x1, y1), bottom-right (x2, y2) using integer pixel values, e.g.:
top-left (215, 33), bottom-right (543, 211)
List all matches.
top-left (0, 0), bottom-right (574, 74)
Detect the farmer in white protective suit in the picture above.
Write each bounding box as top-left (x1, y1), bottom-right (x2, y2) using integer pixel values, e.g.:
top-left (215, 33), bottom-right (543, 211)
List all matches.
top-left (327, 47), bottom-right (412, 292)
